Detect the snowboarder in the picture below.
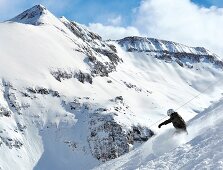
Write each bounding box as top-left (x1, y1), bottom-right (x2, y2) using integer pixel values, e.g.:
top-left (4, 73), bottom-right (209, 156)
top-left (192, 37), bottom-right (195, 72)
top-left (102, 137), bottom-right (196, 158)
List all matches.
top-left (158, 109), bottom-right (187, 133)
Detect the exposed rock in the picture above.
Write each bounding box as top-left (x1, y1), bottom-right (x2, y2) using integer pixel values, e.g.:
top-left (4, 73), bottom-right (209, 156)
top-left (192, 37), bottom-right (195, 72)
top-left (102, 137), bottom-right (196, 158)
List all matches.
top-left (92, 48), bottom-right (120, 65)
top-left (88, 96), bottom-right (154, 162)
top-left (17, 123), bottom-right (27, 133)
top-left (118, 36), bottom-right (223, 70)
top-left (107, 80), bottom-right (112, 83)
top-left (50, 69), bottom-right (93, 84)
top-left (0, 107), bottom-right (12, 117)
top-left (88, 113), bottom-right (154, 162)
top-left (76, 71), bottom-right (93, 84)
top-left (108, 44), bottom-right (117, 53)
top-left (175, 59), bottom-right (184, 67)
top-left (123, 81), bottom-right (142, 92)
top-left (2, 82), bottom-right (22, 114)
top-left (50, 69), bottom-right (73, 82)
top-left (64, 140), bottom-right (77, 151)
top-left (115, 96), bottom-right (123, 102)
top-left (0, 136), bottom-right (23, 149)
top-left (122, 81), bottom-right (152, 94)
top-left (60, 17), bottom-right (101, 42)
top-left (59, 17), bottom-right (123, 81)
top-left (9, 5), bottom-right (47, 25)
top-left (62, 97), bottom-right (93, 112)
top-left (88, 114), bottom-right (130, 161)
top-left (27, 87), bottom-right (60, 97)
top-left (132, 126), bottom-right (154, 142)
top-left (95, 108), bottom-right (108, 112)
top-left (156, 52), bottom-right (223, 69)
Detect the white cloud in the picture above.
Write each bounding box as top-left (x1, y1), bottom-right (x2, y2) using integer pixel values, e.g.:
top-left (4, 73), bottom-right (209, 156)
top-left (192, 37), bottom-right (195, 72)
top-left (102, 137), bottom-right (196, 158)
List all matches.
top-left (134, 0), bottom-right (223, 56)
top-left (88, 23), bottom-right (140, 40)
top-left (88, 0), bottom-right (223, 57)
top-left (107, 15), bottom-right (122, 26)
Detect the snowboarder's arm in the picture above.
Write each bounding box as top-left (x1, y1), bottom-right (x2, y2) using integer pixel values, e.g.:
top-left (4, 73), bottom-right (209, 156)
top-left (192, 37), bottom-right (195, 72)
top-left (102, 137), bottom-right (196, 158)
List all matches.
top-left (158, 118), bottom-right (172, 128)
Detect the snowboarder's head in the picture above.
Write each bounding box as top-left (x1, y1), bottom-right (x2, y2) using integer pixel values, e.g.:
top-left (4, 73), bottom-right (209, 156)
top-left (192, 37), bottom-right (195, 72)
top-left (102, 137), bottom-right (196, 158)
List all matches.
top-left (167, 109), bottom-right (175, 116)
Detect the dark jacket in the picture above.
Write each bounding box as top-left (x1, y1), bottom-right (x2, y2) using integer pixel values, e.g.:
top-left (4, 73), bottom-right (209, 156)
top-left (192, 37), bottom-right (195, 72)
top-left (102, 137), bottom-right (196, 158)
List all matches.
top-left (158, 112), bottom-right (187, 130)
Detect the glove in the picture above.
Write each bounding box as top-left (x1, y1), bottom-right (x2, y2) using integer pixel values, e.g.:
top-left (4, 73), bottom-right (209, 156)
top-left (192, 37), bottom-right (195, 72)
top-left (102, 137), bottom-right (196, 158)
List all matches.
top-left (158, 123), bottom-right (162, 128)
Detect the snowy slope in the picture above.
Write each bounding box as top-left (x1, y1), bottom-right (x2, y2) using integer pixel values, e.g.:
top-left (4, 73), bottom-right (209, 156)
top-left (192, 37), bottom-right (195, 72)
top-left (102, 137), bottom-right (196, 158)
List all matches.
top-left (94, 97), bottom-right (223, 170)
top-left (0, 4), bottom-right (223, 170)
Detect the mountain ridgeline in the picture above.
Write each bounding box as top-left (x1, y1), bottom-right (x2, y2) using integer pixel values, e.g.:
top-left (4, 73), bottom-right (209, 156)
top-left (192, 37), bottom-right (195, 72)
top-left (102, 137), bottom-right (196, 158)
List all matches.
top-left (0, 4), bottom-right (222, 170)
top-left (117, 36), bottom-right (223, 69)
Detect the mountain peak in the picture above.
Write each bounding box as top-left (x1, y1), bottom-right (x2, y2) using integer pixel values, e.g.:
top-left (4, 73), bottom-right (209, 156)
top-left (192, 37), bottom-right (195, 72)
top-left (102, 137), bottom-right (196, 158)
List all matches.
top-left (8, 4), bottom-right (52, 25)
top-left (31, 4), bottom-right (47, 11)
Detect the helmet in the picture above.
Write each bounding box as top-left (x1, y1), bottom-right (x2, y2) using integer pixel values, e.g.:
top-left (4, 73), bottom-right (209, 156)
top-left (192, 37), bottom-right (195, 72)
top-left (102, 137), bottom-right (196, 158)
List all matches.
top-left (167, 109), bottom-right (175, 116)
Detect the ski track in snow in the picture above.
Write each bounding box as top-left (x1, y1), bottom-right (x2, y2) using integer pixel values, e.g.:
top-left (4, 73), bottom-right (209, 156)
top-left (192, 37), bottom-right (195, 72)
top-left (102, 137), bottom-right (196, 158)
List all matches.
top-left (94, 98), bottom-right (223, 170)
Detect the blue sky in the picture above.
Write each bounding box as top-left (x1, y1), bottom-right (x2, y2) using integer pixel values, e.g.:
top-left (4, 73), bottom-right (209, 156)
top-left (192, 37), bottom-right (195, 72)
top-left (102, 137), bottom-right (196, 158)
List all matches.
top-left (0, 0), bottom-right (222, 24)
top-left (62, 0), bottom-right (140, 26)
top-left (0, 0), bottom-right (140, 25)
top-left (192, 0), bottom-right (223, 7)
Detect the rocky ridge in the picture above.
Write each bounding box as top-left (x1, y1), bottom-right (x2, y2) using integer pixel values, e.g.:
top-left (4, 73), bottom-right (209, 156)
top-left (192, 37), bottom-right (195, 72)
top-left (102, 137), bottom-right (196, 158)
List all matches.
top-left (9, 5), bottom-right (122, 84)
top-left (118, 36), bottom-right (223, 69)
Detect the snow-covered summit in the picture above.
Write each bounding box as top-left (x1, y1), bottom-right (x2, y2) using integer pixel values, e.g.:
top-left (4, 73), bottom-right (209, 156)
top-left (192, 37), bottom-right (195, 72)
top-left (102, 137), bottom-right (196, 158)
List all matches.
top-left (1, 5), bottom-right (121, 84)
top-left (117, 36), bottom-right (214, 56)
top-left (8, 4), bottom-right (60, 26)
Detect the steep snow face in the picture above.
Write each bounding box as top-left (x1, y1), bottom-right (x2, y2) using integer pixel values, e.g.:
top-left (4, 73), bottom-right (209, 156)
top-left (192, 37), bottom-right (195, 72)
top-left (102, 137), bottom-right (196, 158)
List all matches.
top-left (8, 5), bottom-right (62, 27)
top-left (94, 98), bottom-right (223, 170)
top-left (58, 16), bottom-right (122, 79)
top-left (0, 4), bottom-right (223, 170)
top-left (1, 8), bottom-right (120, 84)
